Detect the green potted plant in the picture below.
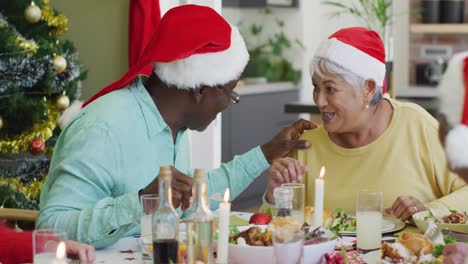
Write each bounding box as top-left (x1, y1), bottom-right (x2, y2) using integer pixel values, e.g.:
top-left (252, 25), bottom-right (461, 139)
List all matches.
top-left (240, 9), bottom-right (303, 84)
top-left (322, 0), bottom-right (393, 56)
top-left (321, 0), bottom-right (395, 92)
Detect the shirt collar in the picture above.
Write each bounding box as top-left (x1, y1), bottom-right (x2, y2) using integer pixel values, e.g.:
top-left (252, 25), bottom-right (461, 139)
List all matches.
top-left (129, 75), bottom-right (169, 137)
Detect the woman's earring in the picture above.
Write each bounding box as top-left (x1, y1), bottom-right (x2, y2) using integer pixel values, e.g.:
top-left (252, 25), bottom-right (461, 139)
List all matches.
top-left (366, 104), bottom-right (370, 109)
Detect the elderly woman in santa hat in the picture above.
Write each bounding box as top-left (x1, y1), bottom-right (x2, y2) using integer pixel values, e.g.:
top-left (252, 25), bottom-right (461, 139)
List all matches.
top-left (262, 27), bottom-right (468, 223)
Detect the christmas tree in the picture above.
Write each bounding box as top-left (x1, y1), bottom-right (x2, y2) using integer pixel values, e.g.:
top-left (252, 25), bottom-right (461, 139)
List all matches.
top-left (0, 0), bottom-right (85, 210)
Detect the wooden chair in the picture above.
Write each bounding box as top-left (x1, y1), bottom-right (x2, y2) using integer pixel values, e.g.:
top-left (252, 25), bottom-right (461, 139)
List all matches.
top-left (0, 208), bottom-right (39, 222)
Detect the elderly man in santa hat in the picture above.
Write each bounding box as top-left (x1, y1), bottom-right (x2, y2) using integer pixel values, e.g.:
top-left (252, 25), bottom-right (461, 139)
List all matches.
top-left (36, 5), bottom-right (314, 248)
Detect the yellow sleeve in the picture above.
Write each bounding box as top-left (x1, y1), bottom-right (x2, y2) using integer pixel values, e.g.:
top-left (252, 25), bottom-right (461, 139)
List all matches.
top-left (428, 124), bottom-right (468, 211)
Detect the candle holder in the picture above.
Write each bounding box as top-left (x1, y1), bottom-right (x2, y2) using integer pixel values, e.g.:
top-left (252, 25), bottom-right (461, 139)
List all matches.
top-left (33, 229), bottom-right (67, 264)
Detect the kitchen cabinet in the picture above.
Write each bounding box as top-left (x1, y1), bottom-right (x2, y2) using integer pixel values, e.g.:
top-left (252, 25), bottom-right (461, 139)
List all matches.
top-left (222, 86), bottom-right (299, 210)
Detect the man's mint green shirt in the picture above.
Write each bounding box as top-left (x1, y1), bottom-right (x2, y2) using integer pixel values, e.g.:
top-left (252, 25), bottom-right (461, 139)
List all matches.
top-left (37, 76), bottom-right (269, 249)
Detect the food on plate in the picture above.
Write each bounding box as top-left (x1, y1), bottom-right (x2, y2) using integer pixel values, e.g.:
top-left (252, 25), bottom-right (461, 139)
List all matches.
top-left (229, 216), bottom-right (334, 247)
top-left (231, 226), bottom-right (273, 246)
top-left (423, 210), bottom-right (468, 224)
top-left (268, 215), bottom-right (302, 231)
top-left (381, 232), bottom-right (435, 263)
top-left (443, 213), bottom-right (467, 224)
top-left (330, 208), bottom-right (356, 233)
top-left (249, 212), bottom-right (272, 225)
top-left (325, 250), bottom-right (364, 264)
top-left (304, 205), bottom-right (334, 227)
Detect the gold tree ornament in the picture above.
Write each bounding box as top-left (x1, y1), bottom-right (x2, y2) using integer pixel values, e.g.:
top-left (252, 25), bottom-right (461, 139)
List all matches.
top-left (56, 94), bottom-right (70, 110)
top-left (24, 1), bottom-right (42, 24)
top-left (52, 55), bottom-right (67, 73)
top-left (0, 116), bottom-right (3, 130)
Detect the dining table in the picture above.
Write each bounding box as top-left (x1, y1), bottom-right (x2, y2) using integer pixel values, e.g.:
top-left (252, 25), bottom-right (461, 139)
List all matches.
top-left (92, 211), bottom-right (414, 264)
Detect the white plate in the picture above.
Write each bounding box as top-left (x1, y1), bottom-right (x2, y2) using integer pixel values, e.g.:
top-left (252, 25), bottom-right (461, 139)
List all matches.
top-left (362, 249), bottom-right (382, 264)
top-left (339, 216), bottom-right (404, 235)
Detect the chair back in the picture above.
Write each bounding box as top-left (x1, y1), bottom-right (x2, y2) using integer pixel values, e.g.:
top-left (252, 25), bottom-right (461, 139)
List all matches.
top-left (0, 208), bottom-right (39, 222)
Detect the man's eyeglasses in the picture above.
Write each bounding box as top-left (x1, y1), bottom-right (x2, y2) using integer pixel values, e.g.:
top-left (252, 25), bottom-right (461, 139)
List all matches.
top-left (220, 88), bottom-right (240, 104)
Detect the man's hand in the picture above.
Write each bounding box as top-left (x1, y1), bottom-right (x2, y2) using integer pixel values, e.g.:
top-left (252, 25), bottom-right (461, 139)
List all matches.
top-left (385, 196), bottom-right (425, 222)
top-left (140, 166), bottom-right (193, 210)
top-left (265, 157), bottom-right (307, 203)
top-left (443, 242), bottom-right (468, 264)
top-left (65, 240), bottom-right (95, 263)
top-left (261, 119), bottom-right (317, 164)
top-left (170, 167), bottom-right (193, 211)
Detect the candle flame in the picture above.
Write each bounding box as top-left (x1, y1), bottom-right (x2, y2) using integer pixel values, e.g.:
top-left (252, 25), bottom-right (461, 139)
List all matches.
top-left (319, 166), bottom-right (325, 180)
top-left (223, 188), bottom-right (230, 202)
top-left (56, 241), bottom-right (66, 260)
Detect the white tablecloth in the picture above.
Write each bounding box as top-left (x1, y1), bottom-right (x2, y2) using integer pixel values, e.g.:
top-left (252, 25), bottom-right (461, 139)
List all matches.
top-left (94, 211), bottom-right (253, 263)
top-left (95, 236), bottom-right (141, 263)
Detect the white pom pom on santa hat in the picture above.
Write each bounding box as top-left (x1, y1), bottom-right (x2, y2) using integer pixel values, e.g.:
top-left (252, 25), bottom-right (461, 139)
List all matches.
top-left (439, 51), bottom-right (468, 169)
top-left (152, 5), bottom-right (249, 89)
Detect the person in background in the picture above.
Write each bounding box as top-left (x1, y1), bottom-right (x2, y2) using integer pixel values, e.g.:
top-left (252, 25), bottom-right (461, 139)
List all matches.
top-left (435, 51), bottom-right (468, 264)
top-left (37, 5), bottom-right (315, 249)
top-left (0, 225), bottom-right (95, 264)
top-left (261, 27), bottom-right (468, 223)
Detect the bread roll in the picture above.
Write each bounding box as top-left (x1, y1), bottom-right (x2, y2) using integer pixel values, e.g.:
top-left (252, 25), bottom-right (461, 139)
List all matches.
top-left (381, 242), bottom-right (415, 261)
top-left (304, 205), bottom-right (334, 227)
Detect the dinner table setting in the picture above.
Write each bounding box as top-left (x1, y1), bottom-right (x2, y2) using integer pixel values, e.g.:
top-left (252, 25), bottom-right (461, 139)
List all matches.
top-left (88, 188), bottom-right (468, 264)
top-left (33, 168), bottom-right (468, 264)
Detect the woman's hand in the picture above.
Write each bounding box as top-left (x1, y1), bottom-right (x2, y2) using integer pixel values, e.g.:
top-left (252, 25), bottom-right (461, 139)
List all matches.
top-left (443, 242), bottom-right (468, 264)
top-left (265, 157), bottom-right (307, 203)
top-left (65, 240), bottom-right (95, 263)
top-left (387, 196), bottom-right (426, 222)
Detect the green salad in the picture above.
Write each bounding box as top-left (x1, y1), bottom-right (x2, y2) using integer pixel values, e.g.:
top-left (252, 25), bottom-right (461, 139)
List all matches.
top-left (330, 208), bottom-right (356, 234)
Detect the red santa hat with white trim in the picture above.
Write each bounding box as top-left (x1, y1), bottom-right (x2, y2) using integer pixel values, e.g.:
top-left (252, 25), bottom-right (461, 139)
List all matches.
top-left (439, 51), bottom-right (468, 169)
top-left (313, 27), bottom-right (387, 94)
top-left (83, 4), bottom-right (249, 107)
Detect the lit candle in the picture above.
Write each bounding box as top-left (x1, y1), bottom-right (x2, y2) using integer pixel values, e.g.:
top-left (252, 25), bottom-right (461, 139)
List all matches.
top-left (53, 241), bottom-right (67, 264)
top-left (34, 241), bottom-right (67, 264)
top-left (217, 188), bottom-right (231, 264)
top-left (314, 166), bottom-right (325, 228)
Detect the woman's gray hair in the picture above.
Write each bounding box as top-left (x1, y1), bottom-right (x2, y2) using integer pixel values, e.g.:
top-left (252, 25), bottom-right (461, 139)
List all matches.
top-left (310, 57), bottom-right (383, 106)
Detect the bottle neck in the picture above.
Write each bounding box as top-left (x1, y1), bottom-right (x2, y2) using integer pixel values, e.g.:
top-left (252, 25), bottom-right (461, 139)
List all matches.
top-left (193, 181), bottom-right (207, 207)
top-left (159, 177), bottom-right (173, 208)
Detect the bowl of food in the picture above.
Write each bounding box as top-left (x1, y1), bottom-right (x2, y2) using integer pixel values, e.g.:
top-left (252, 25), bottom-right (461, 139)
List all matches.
top-left (412, 209), bottom-right (468, 233)
top-left (227, 217), bottom-right (337, 264)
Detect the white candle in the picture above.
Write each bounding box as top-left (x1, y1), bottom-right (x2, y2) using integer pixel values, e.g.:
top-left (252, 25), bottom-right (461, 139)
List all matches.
top-left (217, 188), bottom-right (231, 264)
top-left (53, 241), bottom-right (67, 264)
top-left (314, 166), bottom-right (325, 228)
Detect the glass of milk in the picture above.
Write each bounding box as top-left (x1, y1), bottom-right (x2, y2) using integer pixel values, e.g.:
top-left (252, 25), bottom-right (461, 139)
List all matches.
top-left (356, 190), bottom-right (383, 251)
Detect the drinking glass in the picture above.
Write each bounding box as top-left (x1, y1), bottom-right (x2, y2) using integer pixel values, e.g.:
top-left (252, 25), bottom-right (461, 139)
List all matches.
top-left (356, 190), bottom-right (383, 251)
top-left (281, 183), bottom-right (305, 224)
top-left (273, 228), bottom-right (304, 264)
top-left (140, 194), bottom-right (159, 263)
top-left (33, 229), bottom-right (67, 264)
